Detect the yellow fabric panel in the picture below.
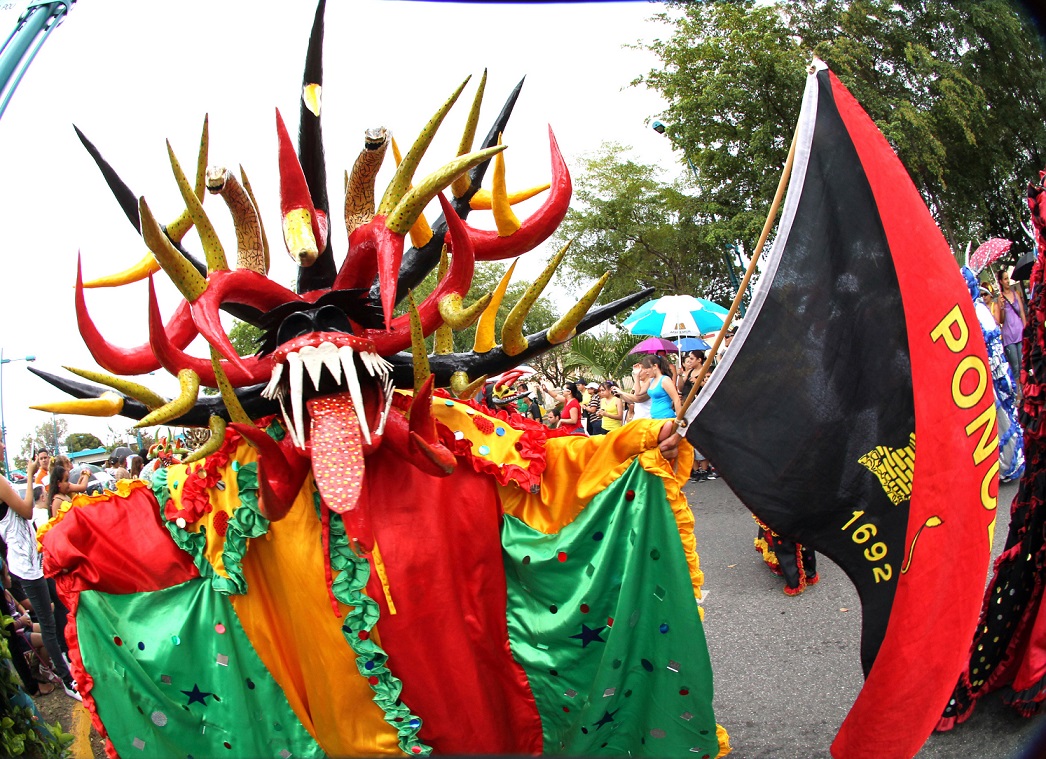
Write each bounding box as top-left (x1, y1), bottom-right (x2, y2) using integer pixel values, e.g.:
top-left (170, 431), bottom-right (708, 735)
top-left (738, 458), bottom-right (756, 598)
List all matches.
top-left (230, 474), bottom-right (401, 757)
top-left (431, 396), bottom-right (531, 473)
top-left (499, 420), bottom-right (663, 532)
top-left (499, 421), bottom-right (706, 607)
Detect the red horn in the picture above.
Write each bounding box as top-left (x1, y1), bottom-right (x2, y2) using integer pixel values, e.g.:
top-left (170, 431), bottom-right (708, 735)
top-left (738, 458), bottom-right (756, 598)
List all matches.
top-left (277, 108), bottom-right (328, 249)
top-left (462, 126), bottom-right (570, 261)
top-left (147, 277), bottom-right (270, 387)
top-left (359, 193), bottom-right (476, 354)
top-left (77, 255), bottom-right (198, 375)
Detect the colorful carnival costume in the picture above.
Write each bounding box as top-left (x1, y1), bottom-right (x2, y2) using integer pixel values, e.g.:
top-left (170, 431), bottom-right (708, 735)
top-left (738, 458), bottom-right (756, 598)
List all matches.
top-left (752, 516), bottom-right (818, 596)
top-left (938, 175), bottom-right (1046, 729)
top-left (26, 4), bottom-right (728, 756)
top-left (41, 414), bottom-right (728, 757)
top-left (961, 266), bottom-right (1024, 482)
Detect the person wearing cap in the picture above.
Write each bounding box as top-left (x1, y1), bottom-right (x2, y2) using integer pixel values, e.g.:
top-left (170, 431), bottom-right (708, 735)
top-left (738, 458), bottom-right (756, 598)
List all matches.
top-left (993, 266), bottom-right (1026, 398)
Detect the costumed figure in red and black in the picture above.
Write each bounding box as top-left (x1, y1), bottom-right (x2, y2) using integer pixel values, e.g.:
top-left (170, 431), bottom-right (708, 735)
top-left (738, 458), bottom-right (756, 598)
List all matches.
top-left (939, 171), bottom-right (1046, 729)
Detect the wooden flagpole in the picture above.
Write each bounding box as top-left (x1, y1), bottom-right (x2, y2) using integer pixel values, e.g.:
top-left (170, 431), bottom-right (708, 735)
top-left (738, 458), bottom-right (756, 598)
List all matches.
top-left (677, 124), bottom-right (799, 423)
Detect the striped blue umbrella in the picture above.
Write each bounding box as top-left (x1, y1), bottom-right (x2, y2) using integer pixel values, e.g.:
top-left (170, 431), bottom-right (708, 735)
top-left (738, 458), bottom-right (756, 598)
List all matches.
top-left (623, 295), bottom-right (729, 337)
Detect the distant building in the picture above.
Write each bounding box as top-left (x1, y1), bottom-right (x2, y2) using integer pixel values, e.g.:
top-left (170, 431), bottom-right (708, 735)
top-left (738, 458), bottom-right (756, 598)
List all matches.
top-left (68, 446), bottom-right (109, 467)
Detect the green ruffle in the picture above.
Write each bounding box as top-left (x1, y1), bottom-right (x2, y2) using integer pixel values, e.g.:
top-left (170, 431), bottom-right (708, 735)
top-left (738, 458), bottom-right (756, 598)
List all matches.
top-left (154, 461), bottom-right (270, 596)
top-left (317, 492), bottom-right (431, 756)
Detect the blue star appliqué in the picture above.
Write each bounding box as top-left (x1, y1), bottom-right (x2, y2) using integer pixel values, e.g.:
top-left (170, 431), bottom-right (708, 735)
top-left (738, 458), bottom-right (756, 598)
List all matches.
top-left (181, 684), bottom-right (214, 706)
top-left (569, 623), bottom-right (606, 647)
top-left (594, 708), bottom-right (618, 729)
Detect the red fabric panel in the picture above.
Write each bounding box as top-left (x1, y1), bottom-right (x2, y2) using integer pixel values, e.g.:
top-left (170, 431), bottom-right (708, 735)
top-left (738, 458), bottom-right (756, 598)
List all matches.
top-left (828, 71), bottom-right (996, 758)
top-left (42, 487), bottom-right (199, 600)
top-left (361, 457), bottom-right (542, 754)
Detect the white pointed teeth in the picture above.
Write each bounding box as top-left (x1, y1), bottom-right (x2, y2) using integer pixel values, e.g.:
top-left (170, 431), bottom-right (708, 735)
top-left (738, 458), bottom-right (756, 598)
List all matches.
top-left (262, 361), bottom-right (284, 400)
top-left (270, 341), bottom-right (388, 450)
top-left (342, 345), bottom-right (371, 445)
top-left (287, 352), bottom-right (307, 449)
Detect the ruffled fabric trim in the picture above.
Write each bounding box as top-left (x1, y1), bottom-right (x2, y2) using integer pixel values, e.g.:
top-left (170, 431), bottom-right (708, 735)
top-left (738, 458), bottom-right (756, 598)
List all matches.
top-left (36, 478), bottom-right (148, 552)
top-left (154, 437), bottom-right (271, 596)
top-left (318, 492), bottom-right (431, 755)
top-left (426, 391), bottom-right (549, 492)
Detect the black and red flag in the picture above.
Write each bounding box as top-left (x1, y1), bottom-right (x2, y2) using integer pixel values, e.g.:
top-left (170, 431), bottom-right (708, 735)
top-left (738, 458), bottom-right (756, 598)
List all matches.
top-left (685, 60), bottom-right (998, 758)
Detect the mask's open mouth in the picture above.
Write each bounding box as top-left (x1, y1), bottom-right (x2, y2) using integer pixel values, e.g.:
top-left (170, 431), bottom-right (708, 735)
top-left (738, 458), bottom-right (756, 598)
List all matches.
top-left (261, 332), bottom-right (394, 452)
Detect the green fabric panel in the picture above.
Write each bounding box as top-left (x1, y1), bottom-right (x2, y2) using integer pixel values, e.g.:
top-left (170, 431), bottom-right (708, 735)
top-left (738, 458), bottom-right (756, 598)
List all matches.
top-left (503, 459), bottom-right (721, 757)
top-left (76, 579), bottom-right (323, 758)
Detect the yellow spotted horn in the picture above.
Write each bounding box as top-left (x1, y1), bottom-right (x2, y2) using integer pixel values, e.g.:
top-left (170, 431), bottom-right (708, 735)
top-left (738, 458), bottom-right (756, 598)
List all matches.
top-left (165, 114), bottom-right (210, 243)
top-left (433, 249), bottom-right (455, 354)
top-left (168, 140), bottom-right (228, 273)
top-left (135, 369), bottom-right (200, 428)
top-left (139, 198), bottom-right (208, 301)
top-left (31, 392), bottom-right (124, 417)
top-left (377, 76), bottom-right (471, 216)
top-left (438, 291), bottom-right (494, 331)
top-left (450, 371), bottom-right (488, 400)
top-left (547, 270), bottom-right (612, 344)
top-left (210, 348), bottom-right (252, 425)
top-left (451, 69), bottom-right (487, 199)
top-left (407, 292), bottom-right (432, 395)
top-left (63, 366), bottom-right (166, 410)
top-left (501, 239), bottom-right (571, 355)
top-left (472, 260), bottom-right (517, 353)
top-left (84, 116), bottom-right (209, 289)
top-left (386, 144), bottom-right (506, 236)
top-left (390, 135), bottom-right (433, 247)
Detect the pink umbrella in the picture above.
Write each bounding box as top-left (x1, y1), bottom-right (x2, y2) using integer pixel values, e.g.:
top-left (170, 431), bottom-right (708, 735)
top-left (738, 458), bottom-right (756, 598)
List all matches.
top-left (628, 336), bottom-right (679, 354)
top-left (969, 238), bottom-right (1012, 274)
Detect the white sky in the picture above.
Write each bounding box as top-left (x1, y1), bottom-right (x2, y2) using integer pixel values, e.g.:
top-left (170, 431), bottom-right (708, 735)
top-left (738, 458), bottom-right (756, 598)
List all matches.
top-left (0, 0), bottom-right (679, 455)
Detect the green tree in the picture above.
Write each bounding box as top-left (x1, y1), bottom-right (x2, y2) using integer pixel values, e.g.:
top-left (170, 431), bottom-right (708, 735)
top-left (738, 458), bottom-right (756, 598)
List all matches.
top-left (638, 0), bottom-right (1046, 255)
top-left (65, 432), bottom-right (103, 453)
top-left (16, 418), bottom-right (69, 466)
top-left (228, 319), bottom-right (264, 357)
top-left (554, 143), bottom-right (735, 305)
top-left (399, 261), bottom-right (560, 353)
top-left (560, 331), bottom-right (643, 382)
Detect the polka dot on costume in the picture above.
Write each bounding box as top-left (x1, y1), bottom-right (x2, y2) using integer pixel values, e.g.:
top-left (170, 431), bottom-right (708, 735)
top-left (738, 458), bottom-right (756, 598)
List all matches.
top-left (215, 624), bottom-right (226, 634)
top-left (409, 718), bottom-right (421, 729)
top-left (641, 659), bottom-right (653, 672)
top-left (625, 489), bottom-right (635, 501)
top-left (171, 636), bottom-right (181, 646)
top-left (680, 687), bottom-right (690, 696)
top-left (550, 604), bottom-right (558, 614)
top-left (368, 676), bottom-right (379, 685)
top-left (246, 678), bottom-right (255, 689)
top-left (454, 431), bottom-right (465, 441)
top-left (496, 427), bottom-right (506, 436)
top-left (660, 623), bottom-right (670, 634)
top-left (557, 551), bottom-right (568, 562)
top-left (358, 630), bottom-right (369, 641)
top-left (223, 741), bottom-right (232, 750)
top-left (114, 636), bottom-right (123, 646)
top-left (138, 641), bottom-right (146, 651)
top-left (411, 747), bottom-right (423, 755)
top-left (445, 400), bottom-right (455, 406)
top-left (478, 445), bottom-right (491, 456)
top-left (580, 604), bottom-right (590, 614)
top-left (650, 548), bottom-right (661, 560)
top-left (593, 531), bottom-right (604, 541)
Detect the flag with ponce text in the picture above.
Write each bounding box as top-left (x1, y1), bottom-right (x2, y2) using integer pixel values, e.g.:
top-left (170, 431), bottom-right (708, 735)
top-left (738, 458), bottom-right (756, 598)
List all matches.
top-left (684, 60), bottom-right (997, 759)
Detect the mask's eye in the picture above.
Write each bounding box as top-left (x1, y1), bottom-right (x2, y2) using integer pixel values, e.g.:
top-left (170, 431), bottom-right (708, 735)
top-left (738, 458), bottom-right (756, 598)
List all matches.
top-left (276, 312), bottom-right (316, 345)
top-left (315, 304), bottom-right (352, 334)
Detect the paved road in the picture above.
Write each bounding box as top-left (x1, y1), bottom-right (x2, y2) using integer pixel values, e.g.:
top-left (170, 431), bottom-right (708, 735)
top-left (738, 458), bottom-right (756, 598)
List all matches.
top-left (685, 476), bottom-right (1046, 759)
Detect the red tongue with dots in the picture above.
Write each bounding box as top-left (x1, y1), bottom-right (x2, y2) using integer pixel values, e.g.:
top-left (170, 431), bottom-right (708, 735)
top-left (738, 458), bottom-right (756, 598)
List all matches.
top-left (308, 392), bottom-right (366, 515)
